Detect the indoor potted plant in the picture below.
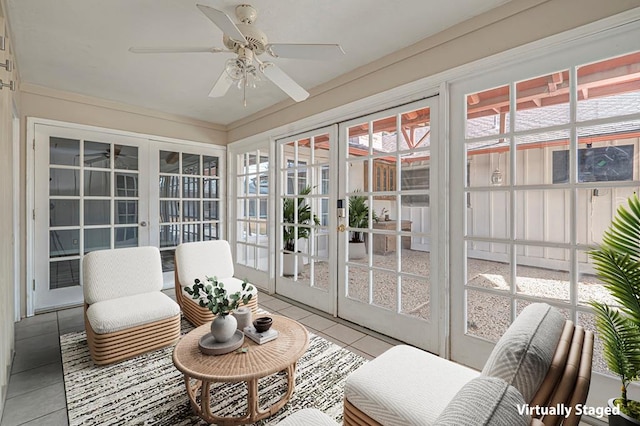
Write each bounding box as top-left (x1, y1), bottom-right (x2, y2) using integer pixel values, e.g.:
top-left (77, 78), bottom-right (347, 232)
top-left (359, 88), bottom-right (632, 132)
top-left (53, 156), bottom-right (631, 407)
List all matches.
top-left (282, 185), bottom-right (319, 275)
top-left (185, 277), bottom-right (254, 343)
top-left (348, 191), bottom-right (372, 259)
top-left (590, 194), bottom-right (640, 425)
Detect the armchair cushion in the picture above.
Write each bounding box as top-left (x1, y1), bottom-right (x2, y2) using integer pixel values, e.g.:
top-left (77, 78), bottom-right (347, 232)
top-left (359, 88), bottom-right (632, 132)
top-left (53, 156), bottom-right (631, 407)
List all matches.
top-left (433, 376), bottom-right (530, 426)
top-left (83, 246), bottom-right (163, 304)
top-left (86, 292), bottom-right (180, 334)
top-left (482, 303), bottom-right (565, 402)
top-left (175, 240), bottom-right (235, 287)
top-left (345, 345), bottom-right (479, 425)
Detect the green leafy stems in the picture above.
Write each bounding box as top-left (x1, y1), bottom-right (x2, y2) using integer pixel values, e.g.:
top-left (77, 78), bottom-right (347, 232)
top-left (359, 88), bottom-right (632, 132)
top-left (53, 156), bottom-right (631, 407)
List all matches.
top-left (185, 276), bottom-right (254, 316)
top-left (589, 193), bottom-right (640, 414)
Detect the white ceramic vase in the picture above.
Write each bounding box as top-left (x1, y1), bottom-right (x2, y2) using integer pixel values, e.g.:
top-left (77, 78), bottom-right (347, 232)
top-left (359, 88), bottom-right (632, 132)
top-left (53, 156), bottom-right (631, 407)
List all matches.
top-left (210, 314), bottom-right (237, 343)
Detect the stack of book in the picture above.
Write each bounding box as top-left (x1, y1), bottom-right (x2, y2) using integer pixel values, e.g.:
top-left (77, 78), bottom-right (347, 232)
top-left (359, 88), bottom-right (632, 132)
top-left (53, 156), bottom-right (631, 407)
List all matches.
top-left (243, 326), bottom-right (278, 344)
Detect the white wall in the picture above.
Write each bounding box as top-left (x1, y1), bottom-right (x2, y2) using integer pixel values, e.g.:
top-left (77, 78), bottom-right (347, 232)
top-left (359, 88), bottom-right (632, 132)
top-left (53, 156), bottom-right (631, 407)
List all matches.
top-left (0, 6), bottom-right (18, 418)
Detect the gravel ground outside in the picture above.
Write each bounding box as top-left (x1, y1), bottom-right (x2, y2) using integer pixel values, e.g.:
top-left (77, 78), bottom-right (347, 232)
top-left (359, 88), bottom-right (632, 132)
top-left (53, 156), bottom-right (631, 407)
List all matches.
top-left (294, 248), bottom-right (613, 375)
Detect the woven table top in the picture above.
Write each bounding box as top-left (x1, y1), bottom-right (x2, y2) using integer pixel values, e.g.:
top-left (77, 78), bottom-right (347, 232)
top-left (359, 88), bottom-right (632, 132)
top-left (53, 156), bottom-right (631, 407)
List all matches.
top-left (172, 315), bottom-right (309, 382)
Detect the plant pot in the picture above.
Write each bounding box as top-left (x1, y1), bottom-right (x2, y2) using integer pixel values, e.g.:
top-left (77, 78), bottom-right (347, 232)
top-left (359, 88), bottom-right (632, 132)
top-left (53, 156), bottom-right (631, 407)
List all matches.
top-left (282, 252), bottom-right (303, 276)
top-left (210, 314), bottom-right (237, 343)
top-left (608, 398), bottom-right (640, 426)
top-left (349, 242), bottom-right (366, 260)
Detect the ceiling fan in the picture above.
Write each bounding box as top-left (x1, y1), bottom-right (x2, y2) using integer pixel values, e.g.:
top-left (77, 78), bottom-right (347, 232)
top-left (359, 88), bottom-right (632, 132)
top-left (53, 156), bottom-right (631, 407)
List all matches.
top-left (129, 4), bottom-right (345, 105)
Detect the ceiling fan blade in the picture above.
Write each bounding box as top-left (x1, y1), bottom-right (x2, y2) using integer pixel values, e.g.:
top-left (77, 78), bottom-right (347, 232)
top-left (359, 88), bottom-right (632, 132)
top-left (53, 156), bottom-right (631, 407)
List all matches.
top-left (196, 4), bottom-right (247, 45)
top-left (261, 63), bottom-right (309, 102)
top-left (266, 43), bottom-right (345, 60)
top-left (129, 46), bottom-right (226, 54)
top-left (208, 71), bottom-right (233, 98)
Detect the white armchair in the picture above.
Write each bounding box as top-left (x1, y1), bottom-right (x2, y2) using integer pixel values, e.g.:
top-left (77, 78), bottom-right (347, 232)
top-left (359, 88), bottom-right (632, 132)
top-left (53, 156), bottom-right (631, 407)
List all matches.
top-left (83, 246), bottom-right (181, 365)
top-left (174, 240), bottom-right (258, 326)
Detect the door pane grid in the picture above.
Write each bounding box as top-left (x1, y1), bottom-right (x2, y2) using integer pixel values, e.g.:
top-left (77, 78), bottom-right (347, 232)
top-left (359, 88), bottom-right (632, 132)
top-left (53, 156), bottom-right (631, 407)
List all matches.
top-left (235, 151), bottom-right (269, 272)
top-left (344, 106), bottom-right (432, 321)
top-left (159, 150), bottom-right (221, 272)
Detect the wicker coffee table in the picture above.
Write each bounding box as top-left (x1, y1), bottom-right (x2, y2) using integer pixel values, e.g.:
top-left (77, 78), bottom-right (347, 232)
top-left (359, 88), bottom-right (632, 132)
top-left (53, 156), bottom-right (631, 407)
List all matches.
top-left (172, 315), bottom-right (309, 425)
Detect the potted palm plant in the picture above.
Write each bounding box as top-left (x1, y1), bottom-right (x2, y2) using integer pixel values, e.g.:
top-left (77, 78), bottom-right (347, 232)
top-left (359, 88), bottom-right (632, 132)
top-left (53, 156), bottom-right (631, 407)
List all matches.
top-left (590, 194), bottom-right (640, 425)
top-left (282, 185), bottom-right (319, 275)
top-left (348, 191), bottom-right (371, 260)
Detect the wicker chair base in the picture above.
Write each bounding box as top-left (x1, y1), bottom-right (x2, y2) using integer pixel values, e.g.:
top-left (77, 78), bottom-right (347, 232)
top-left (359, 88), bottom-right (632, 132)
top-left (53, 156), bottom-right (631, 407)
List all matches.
top-left (343, 398), bottom-right (382, 426)
top-left (85, 307), bottom-right (181, 365)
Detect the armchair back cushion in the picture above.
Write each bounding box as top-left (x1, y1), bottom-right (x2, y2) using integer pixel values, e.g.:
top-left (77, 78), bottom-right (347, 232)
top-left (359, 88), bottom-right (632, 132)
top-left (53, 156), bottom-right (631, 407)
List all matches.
top-left (83, 246), bottom-right (163, 305)
top-left (175, 240), bottom-right (234, 287)
top-left (434, 376), bottom-right (530, 426)
top-left (482, 303), bottom-right (565, 402)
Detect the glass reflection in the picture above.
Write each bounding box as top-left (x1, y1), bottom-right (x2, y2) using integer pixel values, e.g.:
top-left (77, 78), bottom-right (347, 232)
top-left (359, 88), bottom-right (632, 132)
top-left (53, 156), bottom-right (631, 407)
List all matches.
top-left (160, 151), bottom-right (180, 173)
top-left (183, 177), bottom-right (199, 198)
top-left (115, 227), bottom-right (138, 248)
top-left (183, 223), bottom-right (200, 242)
top-left (159, 176), bottom-right (180, 198)
top-left (203, 222), bottom-right (218, 240)
top-left (50, 169), bottom-right (79, 196)
top-left (49, 260), bottom-right (80, 289)
top-left (203, 156), bottom-right (219, 176)
top-left (182, 153), bottom-right (200, 175)
top-left (115, 173), bottom-right (138, 197)
top-left (50, 137), bottom-right (79, 166)
top-left (115, 200), bottom-right (138, 224)
top-left (160, 224), bottom-right (180, 247)
top-left (203, 178), bottom-right (218, 198)
top-left (84, 200), bottom-right (110, 225)
top-left (160, 200), bottom-right (180, 223)
top-left (85, 228), bottom-right (111, 254)
top-left (84, 171), bottom-right (110, 196)
top-left (183, 201), bottom-right (200, 222)
top-left (114, 145), bottom-right (138, 170)
top-left (49, 229), bottom-right (80, 258)
top-left (50, 200), bottom-right (79, 227)
top-left (84, 141), bottom-right (111, 168)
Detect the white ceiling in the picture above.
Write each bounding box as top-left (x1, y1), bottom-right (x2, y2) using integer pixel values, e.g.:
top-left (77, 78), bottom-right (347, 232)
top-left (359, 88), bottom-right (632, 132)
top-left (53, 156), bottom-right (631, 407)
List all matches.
top-left (6, 0), bottom-right (512, 125)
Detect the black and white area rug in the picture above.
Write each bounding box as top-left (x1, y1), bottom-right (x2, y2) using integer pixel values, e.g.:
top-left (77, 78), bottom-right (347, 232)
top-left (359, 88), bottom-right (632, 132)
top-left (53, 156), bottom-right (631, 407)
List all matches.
top-left (61, 320), bottom-right (367, 425)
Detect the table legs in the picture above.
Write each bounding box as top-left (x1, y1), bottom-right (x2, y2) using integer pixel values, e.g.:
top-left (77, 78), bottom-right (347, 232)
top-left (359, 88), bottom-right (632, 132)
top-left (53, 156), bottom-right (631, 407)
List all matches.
top-left (184, 362), bottom-right (298, 425)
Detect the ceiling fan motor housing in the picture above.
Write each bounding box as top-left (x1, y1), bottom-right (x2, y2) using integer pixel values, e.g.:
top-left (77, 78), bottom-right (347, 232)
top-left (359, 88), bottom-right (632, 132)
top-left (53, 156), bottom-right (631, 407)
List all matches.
top-left (223, 24), bottom-right (267, 55)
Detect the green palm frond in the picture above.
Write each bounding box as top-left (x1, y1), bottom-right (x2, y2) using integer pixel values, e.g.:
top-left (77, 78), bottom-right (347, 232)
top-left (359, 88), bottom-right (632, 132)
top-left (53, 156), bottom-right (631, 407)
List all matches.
top-left (282, 185), bottom-right (319, 251)
top-left (590, 194), bottom-right (640, 325)
top-left (591, 302), bottom-right (640, 388)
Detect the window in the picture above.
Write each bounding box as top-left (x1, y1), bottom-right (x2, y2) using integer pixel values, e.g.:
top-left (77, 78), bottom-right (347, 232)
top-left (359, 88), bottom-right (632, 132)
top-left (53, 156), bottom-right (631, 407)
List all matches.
top-left (461, 51), bottom-right (640, 375)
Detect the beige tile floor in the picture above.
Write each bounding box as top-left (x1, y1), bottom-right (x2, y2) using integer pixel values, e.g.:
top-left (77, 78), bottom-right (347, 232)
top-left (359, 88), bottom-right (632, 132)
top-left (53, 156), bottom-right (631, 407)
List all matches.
top-left (0, 289), bottom-right (400, 426)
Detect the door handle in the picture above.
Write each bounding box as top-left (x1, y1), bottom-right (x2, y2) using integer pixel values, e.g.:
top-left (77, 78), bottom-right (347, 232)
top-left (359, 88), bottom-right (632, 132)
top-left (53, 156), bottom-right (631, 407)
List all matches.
top-left (140, 221), bottom-right (148, 227)
top-left (337, 224), bottom-right (346, 232)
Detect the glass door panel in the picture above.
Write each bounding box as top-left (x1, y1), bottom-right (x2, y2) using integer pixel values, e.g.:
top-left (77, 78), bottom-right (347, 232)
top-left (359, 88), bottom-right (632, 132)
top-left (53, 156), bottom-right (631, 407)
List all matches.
top-left (338, 98), bottom-right (440, 353)
top-left (275, 127), bottom-right (336, 313)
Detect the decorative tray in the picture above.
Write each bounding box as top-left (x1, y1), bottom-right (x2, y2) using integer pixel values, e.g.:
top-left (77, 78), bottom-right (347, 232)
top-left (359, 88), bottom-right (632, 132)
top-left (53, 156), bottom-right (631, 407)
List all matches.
top-left (198, 330), bottom-right (244, 355)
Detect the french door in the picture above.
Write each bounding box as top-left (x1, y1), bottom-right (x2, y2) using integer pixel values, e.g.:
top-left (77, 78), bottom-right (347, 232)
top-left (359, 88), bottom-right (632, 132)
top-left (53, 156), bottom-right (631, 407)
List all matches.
top-left (337, 98), bottom-right (441, 352)
top-left (274, 97), bottom-right (441, 353)
top-left (275, 126), bottom-right (337, 313)
top-left (34, 124), bottom-right (150, 310)
top-left (33, 123), bottom-right (226, 312)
